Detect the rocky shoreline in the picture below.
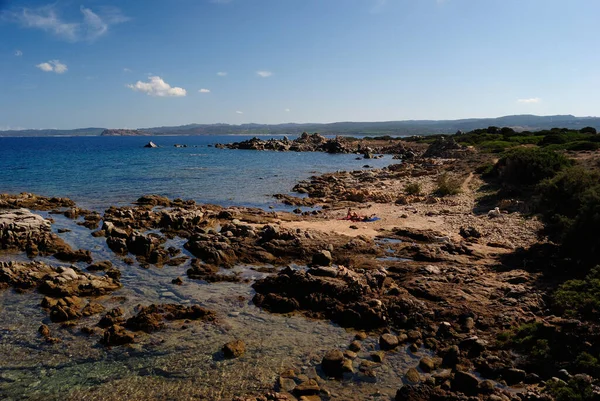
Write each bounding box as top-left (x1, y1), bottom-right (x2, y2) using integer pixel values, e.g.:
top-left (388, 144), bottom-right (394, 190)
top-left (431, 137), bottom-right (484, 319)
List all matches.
top-left (0, 138), bottom-right (597, 401)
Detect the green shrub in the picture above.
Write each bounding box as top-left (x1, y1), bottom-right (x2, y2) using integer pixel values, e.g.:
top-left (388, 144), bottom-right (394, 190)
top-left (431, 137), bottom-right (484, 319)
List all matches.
top-left (475, 162), bottom-right (495, 177)
top-left (435, 173), bottom-right (462, 196)
top-left (404, 182), bottom-right (422, 196)
top-left (478, 140), bottom-right (513, 153)
top-left (535, 167), bottom-right (600, 236)
top-left (494, 147), bottom-right (572, 187)
top-left (565, 141), bottom-right (600, 151)
top-left (553, 267), bottom-right (600, 319)
top-left (580, 126), bottom-right (597, 135)
top-left (563, 186), bottom-right (600, 266)
top-left (545, 375), bottom-right (595, 401)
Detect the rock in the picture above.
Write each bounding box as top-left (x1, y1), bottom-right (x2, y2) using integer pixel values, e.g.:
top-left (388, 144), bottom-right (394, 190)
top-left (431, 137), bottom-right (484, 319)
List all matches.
top-left (307, 266), bottom-right (338, 278)
top-left (419, 357), bottom-right (436, 372)
top-left (144, 141), bottom-right (158, 148)
top-left (452, 371), bottom-right (480, 396)
top-left (102, 325), bottom-right (134, 346)
top-left (99, 307), bottom-right (124, 328)
top-left (87, 260), bottom-right (113, 271)
top-left (81, 302), bottom-right (105, 316)
top-left (355, 331), bottom-right (368, 340)
top-left (341, 358), bottom-right (354, 374)
top-left (344, 350), bottom-right (357, 360)
top-left (38, 324), bottom-right (50, 337)
top-left (423, 137), bottom-right (464, 158)
top-left (135, 195), bottom-right (171, 207)
top-left (463, 316), bottom-right (475, 331)
top-left (459, 226), bottom-right (481, 239)
top-left (126, 304), bottom-right (216, 333)
top-left (278, 377), bottom-right (296, 392)
top-left (349, 340), bottom-right (362, 352)
top-left (311, 250), bottom-right (332, 266)
top-left (371, 351), bottom-right (385, 363)
top-left (407, 330), bottom-right (422, 342)
top-left (321, 349), bottom-right (344, 377)
top-left (422, 265), bottom-right (441, 274)
top-left (442, 345), bottom-right (460, 368)
top-left (503, 368), bottom-right (526, 385)
top-left (478, 379), bottom-right (496, 393)
top-left (223, 340), bottom-right (246, 358)
top-left (557, 369), bottom-right (571, 381)
top-left (380, 333), bottom-right (399, 350)
top-left (404, 368), bottom-right (421, 384)
top-left (172, 276), bottom-right (184, 285)
top-left (293, 379), bottom-right (320, 396)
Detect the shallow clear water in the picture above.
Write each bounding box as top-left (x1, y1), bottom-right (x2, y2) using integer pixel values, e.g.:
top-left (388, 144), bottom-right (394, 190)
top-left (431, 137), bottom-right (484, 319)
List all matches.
top-left (0, 215), bottom-right (427, 400)
top-left (0, 135), bottom-right (393, 211)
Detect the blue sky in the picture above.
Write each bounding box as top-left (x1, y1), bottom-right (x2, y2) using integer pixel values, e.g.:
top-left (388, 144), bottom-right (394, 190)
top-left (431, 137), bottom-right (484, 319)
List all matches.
top-left (0, 0), bottom-right (599, 129)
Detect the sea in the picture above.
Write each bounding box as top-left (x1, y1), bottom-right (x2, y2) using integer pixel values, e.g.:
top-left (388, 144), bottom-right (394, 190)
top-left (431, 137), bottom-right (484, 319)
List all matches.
top-left (0, 135), bottom-right (394, 211)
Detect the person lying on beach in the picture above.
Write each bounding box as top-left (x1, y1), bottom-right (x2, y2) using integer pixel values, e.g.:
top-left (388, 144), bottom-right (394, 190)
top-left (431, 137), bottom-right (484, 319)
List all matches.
top-left (341, 210), bottom-right (380, 222)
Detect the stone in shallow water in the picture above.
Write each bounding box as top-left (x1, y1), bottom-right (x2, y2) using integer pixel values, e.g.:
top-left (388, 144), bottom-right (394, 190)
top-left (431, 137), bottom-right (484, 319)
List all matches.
top-left (222, 340), bottom-right (246, 358)
top-left (321, 349), bottom-right (344, 377)
top-left (379, 333), bottom-right (399, 350)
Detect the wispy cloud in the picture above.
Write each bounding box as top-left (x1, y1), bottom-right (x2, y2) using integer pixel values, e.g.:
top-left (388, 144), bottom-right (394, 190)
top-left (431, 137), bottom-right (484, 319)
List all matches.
top-left (256, 70), bottom-right (272, 78)
top-left (217, 71), bottom-right (227, 77)
top-left (3, 4), bottom-right (129, 42)
top-left (199, 88), bottom-right (211, 93)
top-left (123, 68), bottom-right (132, 73)
top-left (36, 60), bottom-right (68, 74)
top-left (14, 50), bottom-right (23, 56)
top-left (127, 76), bottom-right (187, 97)
top-left (370, 0), bottom-right (387, 13)
top-left (236, 110), bottom-right (243, 114)
top-left (285, 108), bottom-right (290, 112)
top-left (517, 97), bottom-right (541, 104)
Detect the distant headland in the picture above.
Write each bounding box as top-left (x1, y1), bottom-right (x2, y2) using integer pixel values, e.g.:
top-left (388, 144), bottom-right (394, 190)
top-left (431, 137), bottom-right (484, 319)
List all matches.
top-left (1, 114), bottom-right (599, 137)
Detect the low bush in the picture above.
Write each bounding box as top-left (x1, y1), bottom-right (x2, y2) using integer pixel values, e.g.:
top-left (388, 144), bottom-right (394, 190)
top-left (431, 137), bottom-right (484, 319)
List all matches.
top-left (493, 147), bottom-right (571, 187)
top-left (545, 375), bottom-right (596, 401)
top-left (535, 167), bottom-right (600, 239)
top-left (435, 173), bottom-right (462, 196)
top-left (553, 267), bottom-right (600, 319)
top-left (478, 140), bottom-right (512, 153)
top-left (404, 182), bottom-right (422, 196)
top-left (475, 162), bottom-right (495, 177)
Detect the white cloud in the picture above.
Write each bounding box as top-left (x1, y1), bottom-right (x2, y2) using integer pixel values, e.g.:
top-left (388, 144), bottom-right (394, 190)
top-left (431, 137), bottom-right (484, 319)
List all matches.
top-left (517, 97), bottom-right (541, 104)
top-left (199, 88), bottom-right (211, 93)
top-left (285, 108), bottom-right (290, 112)
top-left (15, 50), bottom-right (23, 56)
top-left (36, 60), bottom-right (68, 74)
top-left (127, 76), bottom-right (187, 97)
top-left (4, 5), bottom-right (129, 42)
top-left (236, 111), bottom-right (243, 114)
top-left (256, 70), bottom-right (272, 78)
top-left (217, 71), bottom-right (227, 76)
top-left (123, 68), bottom-right (132, 73)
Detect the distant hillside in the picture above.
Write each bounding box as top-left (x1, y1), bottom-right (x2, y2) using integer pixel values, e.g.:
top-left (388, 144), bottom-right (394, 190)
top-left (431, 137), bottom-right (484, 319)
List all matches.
top-left (1, 115), bottom-right (599, 137)
top-left (100, 129), bottom-right (149, 136)
top-left (0, 128), bottom-right (104, 137)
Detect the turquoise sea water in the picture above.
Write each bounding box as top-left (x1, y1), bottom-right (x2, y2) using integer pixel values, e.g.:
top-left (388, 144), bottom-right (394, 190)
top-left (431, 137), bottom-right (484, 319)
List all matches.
top-left (0, 135), bottom-right (393, 210)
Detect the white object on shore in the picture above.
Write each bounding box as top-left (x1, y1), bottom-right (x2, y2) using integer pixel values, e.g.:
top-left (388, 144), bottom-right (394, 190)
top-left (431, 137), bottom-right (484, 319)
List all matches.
top-left (488, 207), bottom-right (501, 218)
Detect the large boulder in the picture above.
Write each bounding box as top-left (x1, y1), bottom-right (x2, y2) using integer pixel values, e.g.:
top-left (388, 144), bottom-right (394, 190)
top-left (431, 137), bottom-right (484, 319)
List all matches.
top-left (423, 137), bottom-right (465, 158)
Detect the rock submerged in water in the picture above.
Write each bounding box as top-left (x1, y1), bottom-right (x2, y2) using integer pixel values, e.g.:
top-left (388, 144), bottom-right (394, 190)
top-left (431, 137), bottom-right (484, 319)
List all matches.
top-left (144, 141), bottom-right (158, 148)
top-left (223, 339), bottom-right (246, 358)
